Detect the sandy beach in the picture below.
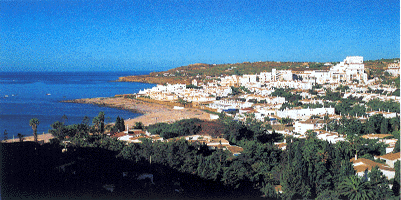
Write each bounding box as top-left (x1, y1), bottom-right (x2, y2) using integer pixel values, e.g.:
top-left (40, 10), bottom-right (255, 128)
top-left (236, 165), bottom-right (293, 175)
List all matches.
top-left (63, 97), bottom-right (212, 128)
top-left (3, 97), bottom-right (212, 143)
top-left (5, 133), bottom-right (54, 143)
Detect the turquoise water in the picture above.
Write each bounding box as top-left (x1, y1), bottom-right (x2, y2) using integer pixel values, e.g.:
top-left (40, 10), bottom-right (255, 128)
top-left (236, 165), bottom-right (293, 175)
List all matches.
top-left (0, 71), bottom-right (156, 139)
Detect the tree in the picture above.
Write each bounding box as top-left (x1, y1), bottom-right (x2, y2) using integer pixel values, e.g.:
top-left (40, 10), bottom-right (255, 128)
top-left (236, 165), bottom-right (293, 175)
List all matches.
top-left (389, 117), bottom-right (400, 134)
top-left (230, 86), bottom-right (240, 95)
top-left (260, 182), bottom-right (279, 199)
top-left (134, 122), bottom-right (144, 130)
top-left (3, 130), bottom-right (8, 142)
top-left (82, 116), bottom-right (90, 126)
top-left (120, 117), bottom-right (125, 132)
top-left (316, 189), bottom-right (340, 200)
top-left (49, 121), bottom-right (65, 139)
top-left (393, 161), bottom-right (400, 196)
top-left (177, 98), bottom-right (190, 107)
top-left (17, 133), bottom-right (24, 142)
top-left (115, 116), bottom-right (124, 132)
top-left (279, 117), bottom-right (293, 126)
top-left (338, 176), bottom-right (374, 200)
top-left (393, 139), bottom-right (400, 153)
top-left (92, 112), bottom-right (105, 134)
top-left (368, 166), bottom-right (392, 199)
top-left (380, 118), bottom-right (388, 134)
top-left (29, 118), bottom-right (40, 143)
top-left (365, 114), bottom-right (384, 134)
top-left (98, 112), bottom-right (105, 134)
top-left (61, 114), bottom-right (68, 124)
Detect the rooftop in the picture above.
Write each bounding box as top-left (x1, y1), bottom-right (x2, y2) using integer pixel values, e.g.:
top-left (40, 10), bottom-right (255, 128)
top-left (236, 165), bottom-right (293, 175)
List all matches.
top-left (376, 152), bottom-right (400, 161)
top-left (350, 157), bottom-right (395, 173)
top-left (361, 134), bottom-right (393, 139)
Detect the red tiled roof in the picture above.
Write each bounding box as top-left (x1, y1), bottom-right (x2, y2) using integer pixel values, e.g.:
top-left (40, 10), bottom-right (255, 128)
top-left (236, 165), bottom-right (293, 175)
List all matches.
top-left (361, 134), bottom-right (393, 139)
top-left (276, 143), bottom-right (287, 149)
top-left (377, 152), bottom-right (400, 161)
top-left (274, 185), bottom-right (282, 193)
top-left (111, 132), bottom-right (126, 138)
top-left (226, 146), bottom-right (244, 154)
top-left (350, 158), bottom-right (395, 173)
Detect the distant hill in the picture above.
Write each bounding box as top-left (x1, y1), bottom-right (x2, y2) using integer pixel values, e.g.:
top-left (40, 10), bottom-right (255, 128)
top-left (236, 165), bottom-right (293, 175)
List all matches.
top-left (118, 58), bottom-right (399, 85)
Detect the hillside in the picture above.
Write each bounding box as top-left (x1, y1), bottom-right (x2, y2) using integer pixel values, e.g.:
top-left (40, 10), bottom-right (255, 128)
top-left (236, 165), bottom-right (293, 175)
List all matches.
top-left (118, 58), bottom-right (399, 85)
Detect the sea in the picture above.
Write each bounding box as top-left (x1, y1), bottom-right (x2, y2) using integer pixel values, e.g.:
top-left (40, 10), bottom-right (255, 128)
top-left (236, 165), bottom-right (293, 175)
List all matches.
top-left (0, 71), bottom-right (156, 140)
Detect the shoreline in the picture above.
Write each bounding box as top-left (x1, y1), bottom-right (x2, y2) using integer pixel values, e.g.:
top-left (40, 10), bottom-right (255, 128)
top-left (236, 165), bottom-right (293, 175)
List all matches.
top-left (61, 96), bottom-right (212, 128)
top-left (4, 96), bottom-right (212, 144)
top-left (4, 133), bottom-right (54, 143)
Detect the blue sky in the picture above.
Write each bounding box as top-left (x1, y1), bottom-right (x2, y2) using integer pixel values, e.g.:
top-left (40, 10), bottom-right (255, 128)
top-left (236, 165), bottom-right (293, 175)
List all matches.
top-left (1, 0), bottom-right (399, 72)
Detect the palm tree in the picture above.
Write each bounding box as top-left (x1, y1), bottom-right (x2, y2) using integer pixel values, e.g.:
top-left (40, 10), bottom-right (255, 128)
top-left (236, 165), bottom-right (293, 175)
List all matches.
top-left (29, 118), bottom-right (40, 143)
top-left (17, 133), bottom-right (24, 142)
top-left (338, 176), bottom-right (374, 200)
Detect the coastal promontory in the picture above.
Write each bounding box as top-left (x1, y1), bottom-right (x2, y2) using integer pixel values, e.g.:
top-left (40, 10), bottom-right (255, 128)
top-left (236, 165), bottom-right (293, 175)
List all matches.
top-left (117, 59), bottom-right (393, 84)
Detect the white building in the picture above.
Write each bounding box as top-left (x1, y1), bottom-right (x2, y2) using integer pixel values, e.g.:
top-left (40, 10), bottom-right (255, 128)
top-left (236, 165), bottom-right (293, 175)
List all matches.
top-left (329, 56), bottom-right (368, 84)
top-left (374, 152), bottom-right (400, 168)
top-left (259, 69), bottom-right (292, 83)
top-left (208, 100), bottom-right (254, 112)
top-left (277, 107), bottom-right (335, 120)
top-left (315, 130), bottom-right (346, 144)
top-left (293, 119), bottom-right (324, 134)
top-left (385, 62), bottom-right (400, 77)
top-left (220, 75), bottom-right (239, 87)
top-left (350, 157), bottom-right (396, 180)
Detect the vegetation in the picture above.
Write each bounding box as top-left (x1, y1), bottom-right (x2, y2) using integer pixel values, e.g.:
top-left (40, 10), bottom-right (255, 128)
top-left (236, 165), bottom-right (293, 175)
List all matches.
top-left (3, 129), bottom-right (8, 141)
top-left (393, 161), bottom-right (400, 196)
top-left (29, 118), bottom-right (40, 143)
top-left (271, 88), bottom-right (301, 102)
top-left (110, 116), bottom-right (125, 134)
top-left (186, 84), bottom-right (202, 89)
top-left (147, 118), bottom-right (203, 139)
top-left (131, 122), bottom-right (143, 130)
top-left (367, 99), bottom-right (400, 113)
top-left (17, 133), bottom-right (24, 142)
top-left (7, 110), bottom-right (400, 199)
top-left (118, 58), bottom-right (399, 85)
top-left (116, 116), bottom-right (126, 132)
top-left (92, 111), bottom-right (105, 134)
top-left (337, 176), bottom-right (374, 200)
